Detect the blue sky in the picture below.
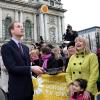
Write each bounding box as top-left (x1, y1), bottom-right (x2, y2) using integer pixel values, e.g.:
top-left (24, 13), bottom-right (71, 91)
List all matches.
top-left (62, 0), bottom-right (100, 31)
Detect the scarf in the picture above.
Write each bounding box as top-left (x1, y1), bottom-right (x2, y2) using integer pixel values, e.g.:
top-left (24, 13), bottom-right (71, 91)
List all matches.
top-left (41, 54), bottom-right (51, 69)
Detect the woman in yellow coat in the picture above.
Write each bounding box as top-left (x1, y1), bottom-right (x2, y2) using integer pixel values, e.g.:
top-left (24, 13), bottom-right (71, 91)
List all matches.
top-left (66, 36), bottom-right (99, 99)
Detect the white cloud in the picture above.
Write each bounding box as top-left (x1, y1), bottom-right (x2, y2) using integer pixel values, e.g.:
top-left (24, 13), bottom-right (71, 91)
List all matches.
top-left (62, 0), bottom-right (100, 31)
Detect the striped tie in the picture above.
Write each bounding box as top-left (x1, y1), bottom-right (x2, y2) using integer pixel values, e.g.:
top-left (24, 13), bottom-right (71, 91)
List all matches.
top-left (18, 43), bottom-right (23, 54)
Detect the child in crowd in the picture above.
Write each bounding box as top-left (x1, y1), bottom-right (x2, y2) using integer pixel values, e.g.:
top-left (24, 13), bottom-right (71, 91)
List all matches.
top-left (70, 79), bottom-right (93, 100)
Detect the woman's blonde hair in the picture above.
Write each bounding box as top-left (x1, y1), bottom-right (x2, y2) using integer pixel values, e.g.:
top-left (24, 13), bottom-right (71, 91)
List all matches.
top-left (75, 36), bottom-right (91, 54)
top-left (52, 46), bottom-right (61, 59)
top-left (29, 49), bottom-right (40, 56)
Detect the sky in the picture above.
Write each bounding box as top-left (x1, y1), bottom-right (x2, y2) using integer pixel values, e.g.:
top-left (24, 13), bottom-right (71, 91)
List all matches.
top-left (62, 0), bottom-right (100, 31)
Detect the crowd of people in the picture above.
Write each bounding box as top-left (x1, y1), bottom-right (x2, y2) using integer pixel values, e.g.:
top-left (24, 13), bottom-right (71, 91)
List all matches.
top-left (0, 21), bottom-right (100, 100)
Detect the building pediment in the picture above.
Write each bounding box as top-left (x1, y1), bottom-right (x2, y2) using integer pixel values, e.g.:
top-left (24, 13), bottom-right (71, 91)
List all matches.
top-left (0, 1), bottom-right (37, 13)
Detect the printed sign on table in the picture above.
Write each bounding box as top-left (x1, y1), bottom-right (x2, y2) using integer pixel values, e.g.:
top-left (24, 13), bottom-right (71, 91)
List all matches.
top-left (32, 73), bottom-right (69, 100)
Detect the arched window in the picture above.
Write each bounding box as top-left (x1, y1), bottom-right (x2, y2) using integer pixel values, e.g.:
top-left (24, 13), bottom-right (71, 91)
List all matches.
top-left (4, 17), bottom-right (12, 39)
top-left (25, 20), bottom-right (32, 40)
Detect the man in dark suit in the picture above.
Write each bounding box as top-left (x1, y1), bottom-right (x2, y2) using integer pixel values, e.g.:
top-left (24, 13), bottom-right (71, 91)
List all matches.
top-left (1, 21), bottom-right (43, 100)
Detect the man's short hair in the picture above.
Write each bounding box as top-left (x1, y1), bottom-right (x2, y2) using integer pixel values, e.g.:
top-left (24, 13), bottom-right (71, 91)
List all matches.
top-left (8, 21), bottom-right (17, 36)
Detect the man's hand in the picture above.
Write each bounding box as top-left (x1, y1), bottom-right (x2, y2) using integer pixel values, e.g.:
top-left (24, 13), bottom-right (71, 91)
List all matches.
top-left (31, 66), bottom-right (43, 75)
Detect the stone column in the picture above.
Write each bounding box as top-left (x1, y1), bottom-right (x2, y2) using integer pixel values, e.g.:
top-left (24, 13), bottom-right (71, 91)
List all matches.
top-left (15, 10), bottom-right (19, 21)
top-left (44, 14), bottom-right (49, 41)
top-left (33, 14), bottom-right (37, 42)
top-left (20, 11), bottom-right (23, 24)
top-left (58, 16), bottom-right (62, 42)
top-left (61, 16), bottom-right (65, 36)
top-left (55, 16), bottom-right (59, 43)
top-left (0, 8), bottom-right (2, 39)
top-left (39, 13), bottom-right (45, 40)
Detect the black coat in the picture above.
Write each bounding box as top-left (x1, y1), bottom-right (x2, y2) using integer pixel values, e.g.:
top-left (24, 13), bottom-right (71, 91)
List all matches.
top-left (64, 30), bottom-right (78, 41)
top-left (1, 40), bottom-right (33, 100)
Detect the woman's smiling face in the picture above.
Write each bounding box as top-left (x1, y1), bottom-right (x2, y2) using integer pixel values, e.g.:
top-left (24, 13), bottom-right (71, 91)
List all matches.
top-left (67, 46), bottom-right (76, 56)
top-left (75, 38), bottom-right (85, 52)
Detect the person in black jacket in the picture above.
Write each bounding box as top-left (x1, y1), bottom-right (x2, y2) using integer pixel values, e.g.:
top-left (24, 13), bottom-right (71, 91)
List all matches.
top-left (52, 47), bottom-right (64, 68)
top-left (63, 41), bottom-right (76, 71)
top-left (1, 21), bottom-right (43, 100)
top-left (63, 24), bottom-right (78, 42)
top-left (40, 47), bottom-right (58, 69)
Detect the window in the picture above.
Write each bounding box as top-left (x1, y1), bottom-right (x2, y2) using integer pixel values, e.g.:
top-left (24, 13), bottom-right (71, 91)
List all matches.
top-left (50, 0), bottom-right (54, 6)
top-left (25, 20), bottom-right (32, 40)
top-left (4, 17), bottom-right (12, 40)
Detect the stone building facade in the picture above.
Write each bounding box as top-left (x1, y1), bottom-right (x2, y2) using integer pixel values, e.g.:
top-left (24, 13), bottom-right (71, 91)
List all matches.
top-left (0, 0), bottom-right (66, 44)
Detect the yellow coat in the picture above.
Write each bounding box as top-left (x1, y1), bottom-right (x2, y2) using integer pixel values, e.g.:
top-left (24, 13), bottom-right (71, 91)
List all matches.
top-left (65, 52), bottom-right (99, 95)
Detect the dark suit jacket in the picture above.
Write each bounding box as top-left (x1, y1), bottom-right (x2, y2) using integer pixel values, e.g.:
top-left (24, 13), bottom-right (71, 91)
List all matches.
top-left (1, 40), bottom-right (33, 100)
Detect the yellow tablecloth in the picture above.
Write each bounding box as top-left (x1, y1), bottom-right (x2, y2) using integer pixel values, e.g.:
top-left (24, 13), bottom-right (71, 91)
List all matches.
top-left (32, 73), bottom-right (69, 100)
